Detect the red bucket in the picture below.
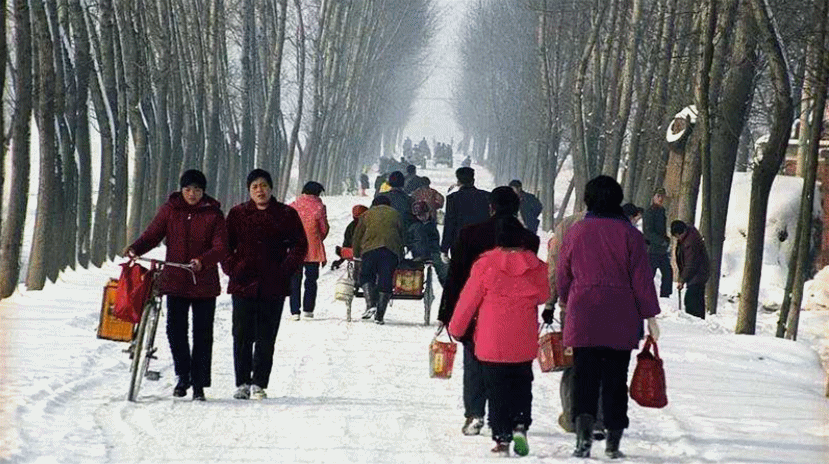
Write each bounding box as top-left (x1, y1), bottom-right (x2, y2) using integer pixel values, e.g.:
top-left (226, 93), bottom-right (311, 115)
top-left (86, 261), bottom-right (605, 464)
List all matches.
top-left (538, 325), bottom-right (573, 372)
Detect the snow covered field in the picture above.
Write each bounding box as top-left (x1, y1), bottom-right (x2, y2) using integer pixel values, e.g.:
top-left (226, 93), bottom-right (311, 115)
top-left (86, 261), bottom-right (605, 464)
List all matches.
top-left (1, 162), bottom-right (828, 463)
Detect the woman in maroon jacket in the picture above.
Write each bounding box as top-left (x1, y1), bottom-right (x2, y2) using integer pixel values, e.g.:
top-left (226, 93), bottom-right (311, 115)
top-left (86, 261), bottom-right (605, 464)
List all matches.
top-left (126, 169), bottom-right (228, 401)
top-left (223, 169), bottom-right (308, 400)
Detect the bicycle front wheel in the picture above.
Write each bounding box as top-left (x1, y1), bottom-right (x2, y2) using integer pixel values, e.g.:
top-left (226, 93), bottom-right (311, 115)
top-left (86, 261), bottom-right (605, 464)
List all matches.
top-left (127, 303), bottom-right (152, 402)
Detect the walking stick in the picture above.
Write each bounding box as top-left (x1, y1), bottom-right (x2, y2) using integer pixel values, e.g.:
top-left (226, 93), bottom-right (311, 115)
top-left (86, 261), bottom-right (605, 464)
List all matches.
top-left (678, 285), bottom-right (682, 314)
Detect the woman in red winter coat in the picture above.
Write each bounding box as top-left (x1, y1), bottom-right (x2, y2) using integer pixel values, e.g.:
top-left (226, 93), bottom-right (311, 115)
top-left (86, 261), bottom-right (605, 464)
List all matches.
top-left (448, 216), bottom-right (550, 457)
top-left (125, 169), bottom-right (228, 401)
top-left (556, 175), bottom-right (661, 459)
top-left (223, 169), bottom-right (308, 400)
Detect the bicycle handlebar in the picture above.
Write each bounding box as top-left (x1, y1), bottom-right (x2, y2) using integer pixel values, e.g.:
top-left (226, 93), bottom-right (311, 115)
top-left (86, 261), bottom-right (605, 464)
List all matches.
top-left (133, 257), bottom-right (197, 285)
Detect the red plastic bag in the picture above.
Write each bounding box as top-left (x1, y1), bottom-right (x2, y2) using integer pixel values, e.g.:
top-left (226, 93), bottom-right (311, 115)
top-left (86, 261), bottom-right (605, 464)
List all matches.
top-left (629, 336), bottom-right (668, 408)
top-left (114, 262), bottom-right (154, 323)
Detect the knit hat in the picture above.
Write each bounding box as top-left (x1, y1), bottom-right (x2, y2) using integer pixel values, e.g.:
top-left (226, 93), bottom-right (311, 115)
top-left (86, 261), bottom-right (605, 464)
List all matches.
top-left (180, 169), bottom-right (207, 190)
top-left (352, 205), bottom-right (368, 218)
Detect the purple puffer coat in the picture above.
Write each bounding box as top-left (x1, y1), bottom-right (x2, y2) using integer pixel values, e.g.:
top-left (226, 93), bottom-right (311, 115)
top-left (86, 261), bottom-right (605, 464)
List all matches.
top-left (556, 214), bottom-right (660, 350)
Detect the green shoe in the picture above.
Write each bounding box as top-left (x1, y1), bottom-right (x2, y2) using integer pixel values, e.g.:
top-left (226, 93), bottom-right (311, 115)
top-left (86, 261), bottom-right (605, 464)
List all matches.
top-left (512, 426), bottom-right (529, 456)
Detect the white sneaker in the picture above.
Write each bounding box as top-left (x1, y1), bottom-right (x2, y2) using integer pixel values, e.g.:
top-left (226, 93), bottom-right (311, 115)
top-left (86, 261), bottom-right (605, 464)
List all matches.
top-left (302, 311), bottom-right (314, 319)
top-left (291, 314), bottom-right (301, 321)
top-left (233, 384), bottom-right (250, 400)
top-left (462, 416), bottom-right (485, 436)
top-left (250, 385), bottom-right (267, 400)
top-left (361, 308), bottom-right (376, 319)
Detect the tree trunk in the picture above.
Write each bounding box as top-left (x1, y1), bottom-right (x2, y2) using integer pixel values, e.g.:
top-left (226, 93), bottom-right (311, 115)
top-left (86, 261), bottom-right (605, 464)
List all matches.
top-left (0, 0), bottom-right (33, 298)
top-left (736, 0), bottom-right (794, 335)
top-left (27, 0), bottom-right (59, 290)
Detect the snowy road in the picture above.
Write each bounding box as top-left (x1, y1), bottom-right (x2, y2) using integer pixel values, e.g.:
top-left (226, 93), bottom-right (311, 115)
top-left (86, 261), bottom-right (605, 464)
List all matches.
top-left (1, 163), bottom-right (828, 463)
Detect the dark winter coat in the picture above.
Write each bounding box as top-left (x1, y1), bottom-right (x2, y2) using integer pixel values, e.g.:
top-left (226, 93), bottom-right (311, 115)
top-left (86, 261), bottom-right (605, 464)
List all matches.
top-left (437, 214), bottom-right (540, 325)
top-left (130, 192), bottom-right (228, 299)
top-left (406, 220), bottom-right (441, 259)
top-left (556, 214), bottom-right (661, 350)
top-left (643, 204), bottom-right (670, 255)
top-left (222, 198), bottom-right (308, 299)
top-left (352, 205), bottom-right (405, 260)
top-left (440, 185), bottom-right (491, 253)
top-left (518, 191), bottom-right (543, 234)
top-left (403, 174), bottom-right (428, 194)
top-left (378, 188), bottom-right (415, 227)
top-left (675, 225), bottom-right (710, 286)
top-left (343, 219), bottom-right (359, 248)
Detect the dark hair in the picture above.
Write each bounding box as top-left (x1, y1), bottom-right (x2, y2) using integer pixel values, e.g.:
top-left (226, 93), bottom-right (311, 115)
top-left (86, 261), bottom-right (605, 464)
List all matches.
top-left (247, 169), bottom-right (273, 189)
top-left (584, 175), bottom-right (624, 216)
top-left (671, 220), bottom-right (688, 236)
top-left (180, 169), bottom-right (207, 190)
top-left (622, 203), bottom-right (642, 219)
top-left (495, 215), bottom-right (526, 248)
top-left (490, 186), bottom-right (521, 217)
top-left (388, 171), bottom-right (405, 188)
top-left (302, 181), bottom-right (325, 196)
top-left (421, 176), bottom-right (431, 186)
top-left (508, 179), bottom-right (522, 189)
top-left (456, 167), bottom-right (475, 185)
top-left (406, 164), bottom-right (417, 174)
top-left (372, 196), bottom-right (391, 207)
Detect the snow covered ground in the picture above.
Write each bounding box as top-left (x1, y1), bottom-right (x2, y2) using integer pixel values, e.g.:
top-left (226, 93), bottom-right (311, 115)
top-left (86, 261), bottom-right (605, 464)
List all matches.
top-left (1, 161), bottom-right (828, 464)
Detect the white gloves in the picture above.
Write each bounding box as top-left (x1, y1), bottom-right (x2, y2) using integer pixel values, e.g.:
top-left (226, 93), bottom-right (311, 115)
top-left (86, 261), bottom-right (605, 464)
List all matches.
top-left (440, 252), bottom-right (451, 264)
top-left (646, 317), bottom-right (660, 341)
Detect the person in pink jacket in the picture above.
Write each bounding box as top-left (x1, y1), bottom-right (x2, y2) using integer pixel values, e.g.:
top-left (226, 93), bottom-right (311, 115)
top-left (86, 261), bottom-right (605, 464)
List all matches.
top-left (289, 181), bottom-right (329, 320)
top-left (448, 216), bottom-right (550, 457)
top-left (556, 175), bottom-right (661, 459)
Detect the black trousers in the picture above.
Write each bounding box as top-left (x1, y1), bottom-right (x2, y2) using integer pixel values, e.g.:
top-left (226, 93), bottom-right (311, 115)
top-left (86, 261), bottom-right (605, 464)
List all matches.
top-left (166, 296), bottom-right (216, 389)
top-left (684, 283), bottom-right (706, 319)
top-left (290, 263), bottom-right (320, 315)
top-left (231, 295), bottom-right (285, 389)
top-left (648, 252), bottom-right (673, 297)
top-left (572, 347), bottom-right (632, 431)
top-left (463, 340), bottom-right (487, 419)
top-left (481, 361), bottom-right (533, 443)
top-left (359, 248), bottom-right (399, 293)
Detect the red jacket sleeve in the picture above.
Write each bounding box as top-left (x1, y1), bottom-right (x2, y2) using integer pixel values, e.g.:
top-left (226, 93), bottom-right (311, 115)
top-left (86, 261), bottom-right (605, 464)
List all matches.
top-left (129, 203), bottom-right (172, 256)
top-left (197, 211), bottom-right (228, 269)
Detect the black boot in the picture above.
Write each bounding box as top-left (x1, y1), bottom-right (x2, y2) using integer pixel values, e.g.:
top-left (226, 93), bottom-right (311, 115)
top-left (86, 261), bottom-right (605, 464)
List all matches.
top-left (605, 429), bottom-right (624, 459)
top-left (361, 283), bottom-right (376, 319)
top-left (173, 377), bottom-right (190, 397)
top-left (572, 414), bottom-right (594, 458)
top-left (375, 292), bottom-right (392, 324)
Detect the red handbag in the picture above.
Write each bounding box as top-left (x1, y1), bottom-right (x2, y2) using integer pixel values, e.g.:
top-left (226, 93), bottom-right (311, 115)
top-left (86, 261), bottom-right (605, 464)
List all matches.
top-left (113, 262), bottom-right (154, 323)
top-left (629, 335), bottom-right (668, 408)
top-left (538, 323), bottom-right (573, 372)
top-left (429, 325), bottom-right (458, 379)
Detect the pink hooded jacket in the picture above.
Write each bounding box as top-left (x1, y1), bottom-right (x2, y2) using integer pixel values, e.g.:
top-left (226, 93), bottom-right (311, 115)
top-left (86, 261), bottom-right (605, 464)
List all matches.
top-left (448, 248), bottom-right (550, 363)
top-left (290, 194), bottom-right (329, 263)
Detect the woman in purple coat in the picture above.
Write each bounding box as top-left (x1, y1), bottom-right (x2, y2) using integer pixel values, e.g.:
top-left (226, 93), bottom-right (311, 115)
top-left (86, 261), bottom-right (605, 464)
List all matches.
top-left (556, 175), bottom-right (661, 459)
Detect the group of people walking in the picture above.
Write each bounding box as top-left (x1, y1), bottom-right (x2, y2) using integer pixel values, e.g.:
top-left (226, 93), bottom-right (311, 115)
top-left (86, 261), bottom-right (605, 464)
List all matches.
top-left (123, 163), bottom-right (698, 460)
top-left (126, 169), bottom-right (327, 402)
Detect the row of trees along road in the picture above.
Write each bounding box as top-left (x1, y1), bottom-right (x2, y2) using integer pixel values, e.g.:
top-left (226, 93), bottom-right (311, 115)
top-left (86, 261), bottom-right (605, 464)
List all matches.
top-left (1, 0), bottom-right (828, 340)
top-left (454, 0), bottom-right (828, 339)
top-left (0, 0), bottom-right (435, 298)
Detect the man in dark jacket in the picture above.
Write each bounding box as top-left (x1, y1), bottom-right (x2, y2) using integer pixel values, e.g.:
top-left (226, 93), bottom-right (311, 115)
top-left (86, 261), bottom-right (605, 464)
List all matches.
top-left (642, 187), bottom-right (673, 297)
top-left (223, 169), bottom-right (308, 400)
top-left (126, 169), bottom-right (228, 401)
top-left (671, 220), bottom-right (710, 319)
top-left (403, 164), bottom-right (427, 194)
top-left (437, 186), bottom-right (540, 436)
top-left (509, 179), bottom-right (544, 233)
top-left (440, 167), bottom-right (490, 256)
top-left (378, 170), bottom-right (415, 228)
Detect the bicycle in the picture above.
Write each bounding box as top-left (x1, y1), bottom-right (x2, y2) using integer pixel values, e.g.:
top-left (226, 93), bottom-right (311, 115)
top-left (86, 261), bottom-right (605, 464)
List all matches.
top-left (126, 257), bottom-right (196, 402)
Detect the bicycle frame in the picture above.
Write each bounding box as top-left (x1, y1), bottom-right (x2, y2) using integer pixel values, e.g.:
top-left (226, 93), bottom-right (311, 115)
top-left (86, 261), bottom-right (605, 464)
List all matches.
top-left (126, 258), bottom-right (195, 402)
